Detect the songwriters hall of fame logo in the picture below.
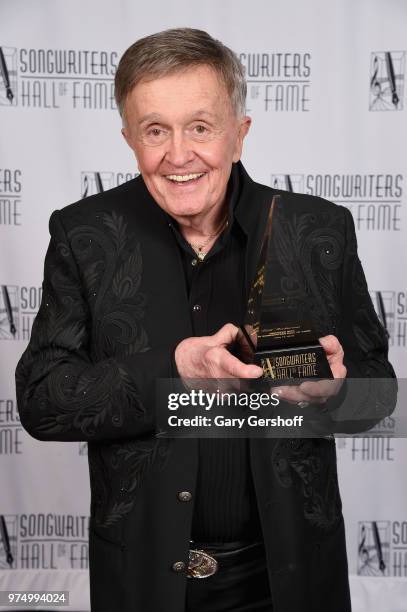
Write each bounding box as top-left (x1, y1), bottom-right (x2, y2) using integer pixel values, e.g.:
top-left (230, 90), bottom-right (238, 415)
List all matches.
top-left (336, 414), bottom-right (396, 460)
top-left (370, 290), bottom-right (407, 348)
top-left (369, 51), bottom-right (405, 111)
top-left (0, 515), bottom-right (17, 569)
top-left (0, 398), bottom-right (23, 456)
top-left (271, 174), bottom-right (304, 193)
top-left (0, 513), bottom-right (89, 570)
top-left (0, 45), bottom-right (117, 109)
top-left (0, 285), bottom-right (42, 341)
top-left (358, 521), bottom-right (407, 577)
top-left (270, 173), bottom-right (404, 232)
top-left (0, 168), bottom-right (23, 226)
top-left (81, 170), bottom-right (138, 197)
top-left (239, 51), bottom-right (311, 112)
top-left (358, 521), bottom-right (390, 576)
top-left (0, 47), bottom-right (17, 106)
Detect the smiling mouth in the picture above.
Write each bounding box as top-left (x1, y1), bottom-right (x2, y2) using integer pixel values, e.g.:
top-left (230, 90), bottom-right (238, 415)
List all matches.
top-left (165, 172), bottom-right (206, 184)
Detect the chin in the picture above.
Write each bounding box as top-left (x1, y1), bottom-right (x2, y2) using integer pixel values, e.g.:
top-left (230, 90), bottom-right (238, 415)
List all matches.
top-left (167, 204), bottom-right (206, 217)
top-left (163, 197), bottom-right (207, 217)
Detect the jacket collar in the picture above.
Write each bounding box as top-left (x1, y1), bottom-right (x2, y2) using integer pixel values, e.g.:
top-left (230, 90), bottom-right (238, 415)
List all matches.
top-left (233, 161), bottom-right (277, 298)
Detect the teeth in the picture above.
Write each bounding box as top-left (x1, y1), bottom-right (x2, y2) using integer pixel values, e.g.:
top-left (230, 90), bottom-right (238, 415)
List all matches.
top-left (166, 173), bottom-right (204, 182)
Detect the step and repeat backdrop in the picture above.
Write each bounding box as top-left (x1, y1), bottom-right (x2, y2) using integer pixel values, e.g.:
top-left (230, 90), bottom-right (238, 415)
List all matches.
top-left (0, 0), bottom-right (406, 610)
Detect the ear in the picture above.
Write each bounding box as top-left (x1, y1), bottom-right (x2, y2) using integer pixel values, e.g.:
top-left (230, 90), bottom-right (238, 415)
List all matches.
top-left (232, 115), bottom-right (251, 162)
top-left (121, 126), bottom-right (132, 148)
top-left (121, 126), bottom-right (139, 169)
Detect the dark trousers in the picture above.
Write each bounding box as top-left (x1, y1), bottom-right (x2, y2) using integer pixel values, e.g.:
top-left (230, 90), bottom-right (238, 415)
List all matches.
top-left (185, 541), bottom-right (273, 611)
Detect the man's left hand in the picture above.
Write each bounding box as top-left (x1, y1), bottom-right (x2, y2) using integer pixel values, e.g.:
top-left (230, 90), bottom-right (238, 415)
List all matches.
top-left (274, 335), bottom-right (347, 406)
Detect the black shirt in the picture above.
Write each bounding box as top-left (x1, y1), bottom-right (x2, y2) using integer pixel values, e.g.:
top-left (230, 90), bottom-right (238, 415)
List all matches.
top-left (168, 166), bottom-right (262, 543)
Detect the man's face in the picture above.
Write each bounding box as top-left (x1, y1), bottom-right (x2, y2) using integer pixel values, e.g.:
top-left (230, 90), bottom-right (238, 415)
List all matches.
top-left (122, 65), bottom-right (251, 220)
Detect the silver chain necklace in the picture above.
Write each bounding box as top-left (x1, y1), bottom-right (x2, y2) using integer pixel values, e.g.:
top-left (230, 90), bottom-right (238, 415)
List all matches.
top-left (187, 218), bottom-right (229, 261)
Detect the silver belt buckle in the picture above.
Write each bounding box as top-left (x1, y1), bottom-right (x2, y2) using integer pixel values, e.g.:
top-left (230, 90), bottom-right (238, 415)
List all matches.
top-left (187, 549), bottom-right (218, 578)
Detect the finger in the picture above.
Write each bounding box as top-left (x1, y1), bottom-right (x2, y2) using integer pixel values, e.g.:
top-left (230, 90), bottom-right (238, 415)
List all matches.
top-left (319, 335), bottom-right (344, 363)
top-left (318, 334), bottom-right (341, 355)
top-left (330, 363), bottom-right (347, 378)
top-left (211, 323), bottom-right (240, 347)
top-left (299, 379), bottom-right (344, 399)
top-left (318, 335), bottom-right (346, 379)
top-left (275, 379), bottom-right (345, 404)
top-left (207, 346), bottom-right (262, 379)
top-left (273, 385), bottom-right (325, 405)
top-left (221, 351), bottom-right (263, 378)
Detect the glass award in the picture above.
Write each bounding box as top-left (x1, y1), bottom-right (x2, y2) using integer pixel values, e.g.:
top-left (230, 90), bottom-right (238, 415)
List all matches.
top-left (239, 195), bottom-right (333, 381)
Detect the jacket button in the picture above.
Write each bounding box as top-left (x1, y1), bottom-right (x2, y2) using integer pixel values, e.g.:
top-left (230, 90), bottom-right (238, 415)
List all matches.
top-left (192, 304), bottom-right (201, 312)
top-left (177, 491), bottom-right (192, 502)
top-left (172, 561), bottom-right (186, 573)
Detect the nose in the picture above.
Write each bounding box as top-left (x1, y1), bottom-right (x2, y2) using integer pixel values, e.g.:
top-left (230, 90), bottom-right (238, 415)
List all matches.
top-left (165, 130), bottom-right (194, 167)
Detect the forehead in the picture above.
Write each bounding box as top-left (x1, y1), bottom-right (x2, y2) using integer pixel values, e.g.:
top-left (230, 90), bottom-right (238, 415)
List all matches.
top-left (125, 64), bottom-right (231, 117)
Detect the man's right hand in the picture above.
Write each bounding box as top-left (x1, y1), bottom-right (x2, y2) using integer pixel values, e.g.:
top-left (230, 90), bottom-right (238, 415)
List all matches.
top-left (174, 323), bottom-right (263, 379)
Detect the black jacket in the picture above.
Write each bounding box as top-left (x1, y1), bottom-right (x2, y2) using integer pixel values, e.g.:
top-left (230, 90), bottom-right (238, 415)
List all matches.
top-left (15, 162), bottom-right (396, 612)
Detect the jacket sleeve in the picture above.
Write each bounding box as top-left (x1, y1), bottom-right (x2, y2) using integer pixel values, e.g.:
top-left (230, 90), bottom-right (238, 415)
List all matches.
top-left (15, 209), bottom-right (174, 443)
top-left (322, 206), bottom-right (398, 433)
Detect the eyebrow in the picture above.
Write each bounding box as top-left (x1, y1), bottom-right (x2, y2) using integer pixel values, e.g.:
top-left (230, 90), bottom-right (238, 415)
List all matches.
top-left (138, 113), bottom-right (161, 125)
top-left (138, 110), bottom-right (217, 125)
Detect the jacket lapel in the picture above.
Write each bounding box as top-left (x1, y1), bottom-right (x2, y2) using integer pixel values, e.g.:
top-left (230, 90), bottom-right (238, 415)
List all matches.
top-left (234, 162), bottom-right (276, 304)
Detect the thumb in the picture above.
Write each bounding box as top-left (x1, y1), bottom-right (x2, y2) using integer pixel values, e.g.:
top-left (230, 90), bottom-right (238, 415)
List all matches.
top-left (319, 334), bottom-right (341, 356)
top-left (212, 323), bottom-right (240, 346)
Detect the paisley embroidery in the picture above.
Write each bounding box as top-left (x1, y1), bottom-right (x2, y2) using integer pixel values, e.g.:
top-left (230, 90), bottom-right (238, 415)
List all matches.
top-left (271, 439), bottom-right (342, 531)
top-left (68, 211), bottom-right (149, 360)
top-left (38, 361), bottom-right (143, 438)
top-left (273, 209), bottom-right (344, 336)
top-left (15, 209), bottom-right (149, 440)
top-left (15, 207), bottom-right (174, 527)
top-left (88, 438), bottom-right (171, 527)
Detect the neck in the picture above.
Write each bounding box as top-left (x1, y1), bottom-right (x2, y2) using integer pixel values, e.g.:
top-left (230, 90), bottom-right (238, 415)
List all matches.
top-left (176, 201), bottom-right (229, 244)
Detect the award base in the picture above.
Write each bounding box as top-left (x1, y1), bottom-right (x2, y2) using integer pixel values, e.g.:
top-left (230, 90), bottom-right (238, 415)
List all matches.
top-left (254, 344), bottom-right (333, 381)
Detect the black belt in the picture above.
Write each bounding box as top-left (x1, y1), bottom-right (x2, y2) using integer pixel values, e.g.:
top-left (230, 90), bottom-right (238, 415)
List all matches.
top-left (188, 540), bottom-right (264, 578)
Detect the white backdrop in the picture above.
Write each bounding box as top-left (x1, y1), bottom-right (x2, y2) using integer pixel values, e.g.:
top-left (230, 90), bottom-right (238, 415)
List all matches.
top-left (0, 0), bottom-right (406, 610)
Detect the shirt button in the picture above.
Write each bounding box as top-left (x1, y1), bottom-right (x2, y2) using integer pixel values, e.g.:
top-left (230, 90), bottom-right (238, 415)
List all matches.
top-left (192, 304), bottom-right (201, 312)
top-left (177, 491), bottom-right (192, 502)
top-left (172, 561), bottom-right (186, 573)
top-left (191, 259), bottom-right (198, 266)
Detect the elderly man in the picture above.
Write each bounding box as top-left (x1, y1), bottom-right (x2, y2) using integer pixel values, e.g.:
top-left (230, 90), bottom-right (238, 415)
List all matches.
top-left (16, 28), bottom-right (395, 612)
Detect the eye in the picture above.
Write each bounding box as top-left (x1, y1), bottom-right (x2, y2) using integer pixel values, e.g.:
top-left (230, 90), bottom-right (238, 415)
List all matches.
top-left (194, 124), bottom-right (207, 134)
top-left (141, 126), bottom-right (168, 145)
top-left (147, 127), bottom-right (162, 137)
